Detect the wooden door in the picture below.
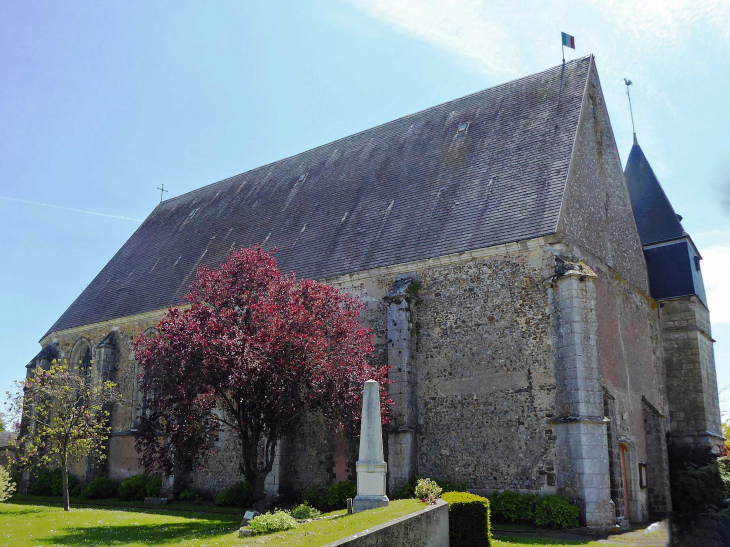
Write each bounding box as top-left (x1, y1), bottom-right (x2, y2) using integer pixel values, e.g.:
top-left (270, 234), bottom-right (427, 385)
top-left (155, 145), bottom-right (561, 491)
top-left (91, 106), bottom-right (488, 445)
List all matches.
top-left (619, 443), bottom-right (630, 521)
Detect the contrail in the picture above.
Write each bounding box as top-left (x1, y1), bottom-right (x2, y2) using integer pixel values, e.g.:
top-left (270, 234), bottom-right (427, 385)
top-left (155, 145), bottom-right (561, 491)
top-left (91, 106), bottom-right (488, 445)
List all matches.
top-left (0, 196), bottom-right (143, 222)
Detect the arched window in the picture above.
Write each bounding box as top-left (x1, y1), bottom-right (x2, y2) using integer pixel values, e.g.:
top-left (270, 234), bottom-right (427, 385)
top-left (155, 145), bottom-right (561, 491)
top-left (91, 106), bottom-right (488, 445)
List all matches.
top-left (69, 339), bottom-right (93, 378)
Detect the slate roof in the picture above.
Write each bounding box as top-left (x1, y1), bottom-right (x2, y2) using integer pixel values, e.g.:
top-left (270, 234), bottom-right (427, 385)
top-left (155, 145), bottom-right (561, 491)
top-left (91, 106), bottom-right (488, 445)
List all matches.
top-left (45, 56), bottom-right (593, 337)
top-left (624, 141), bottom-right (686, 245)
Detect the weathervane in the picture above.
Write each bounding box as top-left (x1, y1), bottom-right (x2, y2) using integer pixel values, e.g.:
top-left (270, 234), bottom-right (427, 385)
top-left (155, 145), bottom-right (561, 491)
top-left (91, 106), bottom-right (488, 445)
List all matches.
top-left (624, 78), bottom-right (637, 144)
top-left (157, 183), bottom-right (168, 203)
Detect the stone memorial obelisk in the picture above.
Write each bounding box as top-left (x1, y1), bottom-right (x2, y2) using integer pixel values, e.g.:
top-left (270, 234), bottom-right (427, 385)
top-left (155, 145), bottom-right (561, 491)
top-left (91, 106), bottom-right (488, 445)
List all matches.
top-left (353, 379), bottom-right (390, 513)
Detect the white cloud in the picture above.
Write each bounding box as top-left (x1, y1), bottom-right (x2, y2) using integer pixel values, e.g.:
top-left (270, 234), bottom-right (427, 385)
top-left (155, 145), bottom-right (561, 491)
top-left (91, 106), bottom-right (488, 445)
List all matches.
top-left (348, 0), bottom-right (730, 77)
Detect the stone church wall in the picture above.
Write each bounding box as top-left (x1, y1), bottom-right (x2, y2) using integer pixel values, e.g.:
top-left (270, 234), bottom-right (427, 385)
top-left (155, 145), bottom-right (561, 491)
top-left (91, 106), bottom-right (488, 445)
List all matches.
top-left (560, 59), bottom-right (648, 294)
top-left (412, 250), bottom-right (557, 491)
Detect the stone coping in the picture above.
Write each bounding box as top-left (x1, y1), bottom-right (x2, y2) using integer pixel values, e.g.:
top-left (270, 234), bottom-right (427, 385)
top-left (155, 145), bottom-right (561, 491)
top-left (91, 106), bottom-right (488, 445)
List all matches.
top-left (321, 500), bottom-right (446, 547)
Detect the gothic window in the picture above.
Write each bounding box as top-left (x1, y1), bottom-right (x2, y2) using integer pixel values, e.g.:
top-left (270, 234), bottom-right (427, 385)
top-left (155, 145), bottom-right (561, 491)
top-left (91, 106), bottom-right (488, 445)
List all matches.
top-left (69, 339), bottom-right (93, 378)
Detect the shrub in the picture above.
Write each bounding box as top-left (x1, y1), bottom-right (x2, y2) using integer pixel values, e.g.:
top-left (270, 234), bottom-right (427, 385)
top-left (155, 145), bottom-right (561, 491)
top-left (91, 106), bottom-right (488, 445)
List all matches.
top-left (301, 481), bottom-right (356, 511)
top-left (247, 510), bottom-right (298, 535)
top-left (0, 466), bottom-right (16, 502)
top-left (214, 481), bottom-right (254, 508)
top-left (443, 491), bottom-right (491, 547)
top-left (488, 490), bottom-right (535, 524)
top-left (393, 476), bottom-right (467, 500)
top-left (534, 495), bottom-right (579, 529)
top-left (83, 477), bottom-right (118, 499)
top-left (301, 487), bottom-right (323, 508)
top-left (290, 502), bottom-right (321, 519)
top-left (674, 507), bottom-right (730, 547)
top-left (70, 482), bottom-right (85, 497)
top-left (415, 477), bottom-right (443, 504)
top-left (118, 474), bottom-right (149, 501)
top-left (487, 490), bottom-right (578, 529)
top-left (324, 481), bottom-right (356, 510)
top-left (30, 469), bottom-right (78, 497)
top-left (179, 488), bottom-right (196, 501)
top-left (393, 480), bottom-right (416, 500)
top-left (145, 475), bottom-right (162, 497)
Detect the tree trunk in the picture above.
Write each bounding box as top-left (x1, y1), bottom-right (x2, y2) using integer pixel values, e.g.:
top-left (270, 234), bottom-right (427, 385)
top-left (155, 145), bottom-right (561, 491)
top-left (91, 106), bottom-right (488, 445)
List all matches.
top-left (61, 461), bottom-right (70, 512)
top-left (252, 471), bottom-right (268, 512)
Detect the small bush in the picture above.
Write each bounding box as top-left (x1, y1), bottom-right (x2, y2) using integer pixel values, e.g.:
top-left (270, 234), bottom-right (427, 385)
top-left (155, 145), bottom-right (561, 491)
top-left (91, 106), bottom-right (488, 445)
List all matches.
top-left (487, 490), bottom-right (578, 529)
top-left (488, 490), bottom-right (534, 524)
top-left (0, 466), bottom-right (16, 501)
top-left (301, 486), bottom-right (326, 509)
top-left (247, 510), bottom-right (298, 535)
top-left (324, 481), bottom-right (356, 510)
top-left (301, 481), bottom-right (356, 511)
top-left (415, 477), bottom-right (443, 504)
top-left (393, 480), bottom-right (416, 500)
top-left (393, 476), bottom-right (467, 500)
top-left (145, 475), bottom-right (162, 497)
top-left (290, 502), bottom-right (321, 519)
top-left (83, 477), bottom-right (118, 499)
top-left (30, 469), bottom-right (78, 497)
top-left (534, 495), bottom-right (579, 529)
top-left (178, 488), bottom-right (196, 501)
top-left (443, 491), bottom-right (491, 547)
top-left (214, 481), bottom-right (254, 508)
top-left (118, 474), bottom-right (149, 501)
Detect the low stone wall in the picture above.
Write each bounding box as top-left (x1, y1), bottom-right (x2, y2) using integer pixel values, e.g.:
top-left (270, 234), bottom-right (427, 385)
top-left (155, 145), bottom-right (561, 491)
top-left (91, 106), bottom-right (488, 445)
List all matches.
top-left (324, 500), bottom-right (449, 547)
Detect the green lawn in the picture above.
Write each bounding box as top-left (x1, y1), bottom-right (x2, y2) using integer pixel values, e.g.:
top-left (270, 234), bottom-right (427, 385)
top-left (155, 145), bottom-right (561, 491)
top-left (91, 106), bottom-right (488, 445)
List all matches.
top-left (493, 537), bottom-right (598, 547)
top-left (0, 499), bottom-right (424, 547)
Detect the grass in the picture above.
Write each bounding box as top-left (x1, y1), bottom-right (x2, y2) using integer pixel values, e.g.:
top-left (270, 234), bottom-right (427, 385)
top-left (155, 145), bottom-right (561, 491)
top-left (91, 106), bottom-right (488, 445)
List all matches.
top-left (493, 537), bottom-right (598, 546)
top-left (11, 494), bottom-right (242, 515)
top-left (237, 500), bottom-right (423, 546)
top-left (0, 498), bottom-right (425, 547)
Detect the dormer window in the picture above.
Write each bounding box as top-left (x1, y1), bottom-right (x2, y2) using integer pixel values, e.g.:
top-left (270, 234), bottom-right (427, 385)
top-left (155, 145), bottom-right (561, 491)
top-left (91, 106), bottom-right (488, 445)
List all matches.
top-left (694, 256), bottom-right (701, 272)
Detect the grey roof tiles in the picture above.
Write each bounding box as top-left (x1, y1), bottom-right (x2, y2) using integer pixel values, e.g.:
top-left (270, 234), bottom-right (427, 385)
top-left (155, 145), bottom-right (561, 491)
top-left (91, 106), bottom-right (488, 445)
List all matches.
top-left (45, 56), bottom-right (592, 336)
top-left (624, 141), bottom-right (686, 245)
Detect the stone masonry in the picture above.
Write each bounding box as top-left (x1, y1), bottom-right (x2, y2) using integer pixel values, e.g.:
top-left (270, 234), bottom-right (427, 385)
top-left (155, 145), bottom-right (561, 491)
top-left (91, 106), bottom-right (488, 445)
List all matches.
top-left (548, 259), bottom-right (615, 528)
top-left (660, 297), bottom-right (723, 450)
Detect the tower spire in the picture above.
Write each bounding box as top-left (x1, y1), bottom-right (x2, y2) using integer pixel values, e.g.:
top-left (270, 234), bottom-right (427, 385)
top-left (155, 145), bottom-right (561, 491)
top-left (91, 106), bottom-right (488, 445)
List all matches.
top-left (624, 78), bottom-right (637, 144)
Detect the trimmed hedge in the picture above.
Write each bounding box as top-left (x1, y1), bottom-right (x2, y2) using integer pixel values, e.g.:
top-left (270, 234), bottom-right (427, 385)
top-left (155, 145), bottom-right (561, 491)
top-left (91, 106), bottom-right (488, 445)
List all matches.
top-left (442, 491), bottom-right (491, 547)
top-left (487, 490), bottom-right (579, 529)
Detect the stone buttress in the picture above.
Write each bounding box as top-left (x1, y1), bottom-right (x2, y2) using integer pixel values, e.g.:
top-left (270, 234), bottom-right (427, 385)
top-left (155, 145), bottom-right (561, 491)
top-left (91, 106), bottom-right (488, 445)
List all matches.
top-left (548, 258), bottom-right (615, 529)
top-left (384, 275), bottom-right (418, 495)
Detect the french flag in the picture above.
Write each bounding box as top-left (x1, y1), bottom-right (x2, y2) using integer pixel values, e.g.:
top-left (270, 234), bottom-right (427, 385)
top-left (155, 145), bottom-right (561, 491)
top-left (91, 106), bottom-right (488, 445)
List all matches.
top-left (561, 32), bottom-right (575, 49)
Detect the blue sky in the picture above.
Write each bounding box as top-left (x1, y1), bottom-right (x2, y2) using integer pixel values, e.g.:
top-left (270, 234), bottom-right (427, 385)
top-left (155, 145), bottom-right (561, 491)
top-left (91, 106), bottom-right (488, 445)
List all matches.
top-left (1, 1), bottom-right (729, 417)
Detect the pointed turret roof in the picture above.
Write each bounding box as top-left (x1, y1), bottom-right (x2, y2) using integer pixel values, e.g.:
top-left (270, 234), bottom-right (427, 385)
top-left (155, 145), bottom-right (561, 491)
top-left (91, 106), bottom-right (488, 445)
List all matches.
top-left (624, 141), bottom-right (685, 245)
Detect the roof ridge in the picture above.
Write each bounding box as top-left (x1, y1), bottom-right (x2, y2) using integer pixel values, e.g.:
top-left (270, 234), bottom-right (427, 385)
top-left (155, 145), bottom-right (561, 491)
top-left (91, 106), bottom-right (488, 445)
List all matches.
top-left (162, 55), bottom-right (594, 206)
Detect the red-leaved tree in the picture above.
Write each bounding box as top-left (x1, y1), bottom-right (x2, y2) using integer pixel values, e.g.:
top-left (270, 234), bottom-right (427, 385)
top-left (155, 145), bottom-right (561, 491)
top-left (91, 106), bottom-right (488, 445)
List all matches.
top-left (132, 246), bottom-right (391, 506)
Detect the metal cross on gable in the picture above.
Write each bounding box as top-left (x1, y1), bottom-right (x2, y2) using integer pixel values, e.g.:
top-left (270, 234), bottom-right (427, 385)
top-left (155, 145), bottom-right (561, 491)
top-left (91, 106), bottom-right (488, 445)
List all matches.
top-left (157, 183), bottom-right (169, 203)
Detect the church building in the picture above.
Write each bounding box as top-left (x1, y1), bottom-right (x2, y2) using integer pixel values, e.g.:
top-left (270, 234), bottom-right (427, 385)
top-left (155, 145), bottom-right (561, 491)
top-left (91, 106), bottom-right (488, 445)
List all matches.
top-left (26, 55), bottom-right (722, 529)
